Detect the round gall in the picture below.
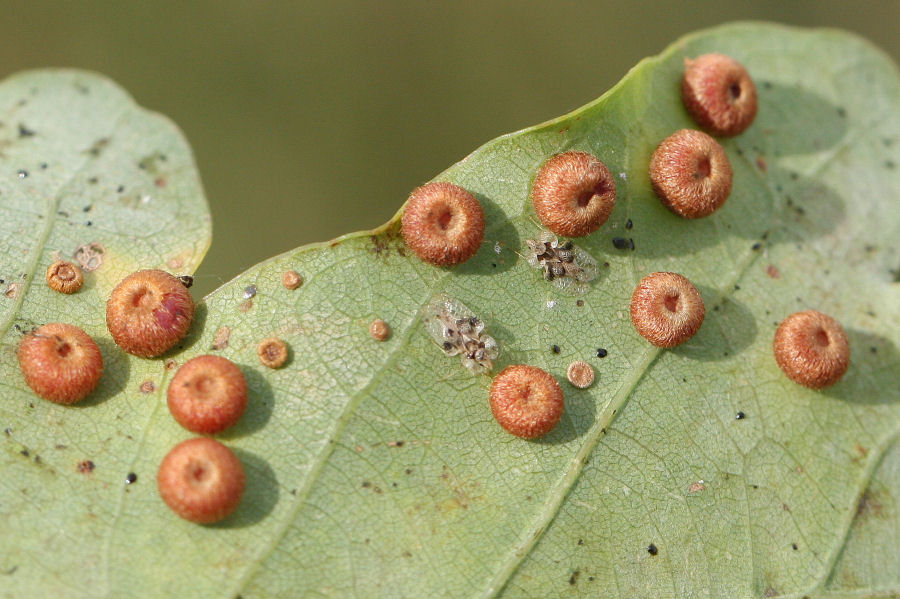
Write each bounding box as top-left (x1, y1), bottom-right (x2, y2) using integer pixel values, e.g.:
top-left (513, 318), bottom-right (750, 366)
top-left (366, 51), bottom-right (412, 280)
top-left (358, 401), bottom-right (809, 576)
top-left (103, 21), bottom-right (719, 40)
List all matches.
top-left (531, 151), bottom-right (616, 237)
top-left (649, 129), bottom-right (732, 218)
top-left (106, 269), bottom-right (194, 358)
top-left (369, 319), bottom-right (390, 341)
top-left (401, 181), bottom-right (485, 266)
top-left (566, 360), bottom-right (595, 389)
top-left (282, 270), bottom-right (303, 290)
top-left (630, 272), bottom-right (705, 347)
top-left (46, 260), bottom-right (83, 294)
top-left (774, 310), bottom-right (849, 389)
top-left (18, 322), bottom-right (103, 404)
top-left (157, 437), bottom-right (245, 524)
top-left (682, 53), bottom-right (758, 137)
top-left (257, 337), bottom-right (289, 369)
top-left (167, 355), bottom-right (248, 434)
top-left (489, 365), bottom-right (564, 439)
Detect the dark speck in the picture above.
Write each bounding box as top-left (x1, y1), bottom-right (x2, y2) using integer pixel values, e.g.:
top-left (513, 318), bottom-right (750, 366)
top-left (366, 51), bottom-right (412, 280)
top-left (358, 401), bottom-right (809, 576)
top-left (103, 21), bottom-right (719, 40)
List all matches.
top-left (242, 285), bottom-right (257, 299)
top-left (18, 123), bottom-right (35, 137)
top-left (886, 160), bottom-right (896, 170)
top-left (3, 428), bottom-right (10, 435)
top-left (20, 449), bottom-right (29, 457)
top-left (612, 237), bottom-right (634, 250)
top-left (870, 346), bottom-right (877, 354)
top-left (837, 107), bottom-right (846, 118)
top-left (752, 242), bottom-right (762, 251)
top-left (85, 221), bottom-right (92, 227)
top-left (647, 543), bottom-right (658, 556)
top-left (736, 411), bottom-right (746, 420)
top-left (83, 205), bottom-right (92, 212)
top-left (551, 345), bottom-right (560, 354)
top-left (792, 543), bottom-right (798, 550)
top-left (577, 539), bottom-right (584, 545)
top-left (596, 348), bottom-right (607, 358)
top-left (625, 218), bottom-right (633, 230)
top-left (576, 299), bottom-right (584, 307)
top-left (569, 570), bottom-right (580, 585)
top-left (491, 263), bottom-right (497, 268)
top-left (734, 284), bottom-right (741, 290)
top-left (116, 185), bottom-right (125, 193)
top-left (39, 163), bottom-right (47, 169)
top-left (361, 481), bottom-right (371, 488)
top-left (17, 170), bottom-right (27, 178)
top-left (125, 472), bottom-right (137, 485)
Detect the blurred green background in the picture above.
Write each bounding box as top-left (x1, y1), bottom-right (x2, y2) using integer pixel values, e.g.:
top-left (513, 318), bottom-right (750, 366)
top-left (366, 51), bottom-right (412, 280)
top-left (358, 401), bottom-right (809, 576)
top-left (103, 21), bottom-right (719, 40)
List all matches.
top-left (2, 1), bottom-right (897, 296)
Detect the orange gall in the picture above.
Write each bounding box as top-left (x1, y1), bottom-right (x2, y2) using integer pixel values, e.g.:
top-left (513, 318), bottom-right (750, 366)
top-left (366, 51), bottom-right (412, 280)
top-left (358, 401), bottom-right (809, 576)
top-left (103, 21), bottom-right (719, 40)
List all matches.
top-left (167, 355), bottom-right (248, 434)
top-left (774, 310), bottom-right (849, 389)
top-left (106, 269), bottom-right (194, 358)
top-left (18, 322), bottom-right (103, 404)
top-left (401, 181), bottom-right (485, 266)
top-left (531, 151), bottom-right (616, 237)
top-left (157, 438), bottom-right (245, 524)
top-left (630, 272), bottom-right (705, 347)
top-left (649, 129), bottom-right (732, 218)
top-left (682, 53), bottom-right (758, 137)
top-left (489, 365), bottom-right (564, 439)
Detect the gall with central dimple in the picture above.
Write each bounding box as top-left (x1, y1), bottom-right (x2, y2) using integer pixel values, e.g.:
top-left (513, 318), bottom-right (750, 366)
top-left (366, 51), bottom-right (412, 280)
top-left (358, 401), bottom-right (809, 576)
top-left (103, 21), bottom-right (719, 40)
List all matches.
top-left (106, 269), bottom-right (194, 358)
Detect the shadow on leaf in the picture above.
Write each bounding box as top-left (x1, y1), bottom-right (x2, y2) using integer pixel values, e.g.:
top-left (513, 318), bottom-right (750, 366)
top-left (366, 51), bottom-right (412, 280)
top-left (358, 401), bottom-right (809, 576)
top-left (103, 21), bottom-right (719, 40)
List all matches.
top-left (213, 448), bottom-right (279, 528)
top-left (824, 328), bottom-right (900, 405)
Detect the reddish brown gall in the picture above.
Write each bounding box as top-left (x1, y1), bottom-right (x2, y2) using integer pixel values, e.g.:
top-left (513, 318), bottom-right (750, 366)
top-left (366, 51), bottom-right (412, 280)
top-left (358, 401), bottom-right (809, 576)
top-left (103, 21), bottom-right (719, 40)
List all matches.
top-left (18, 322), bottom-right (103, 404)
top-left (401, 181), bottom-right (485, 266)
top-left (649, 129), bottom-right (732, 218)
top-left (630, 272), bottom-right (705, 347)
top-left (774, 310), bottom-right (849, 389)
top-left (489, 365), bottom-right (564, 439)
top-left (682, 53), bottom-right (758, 137)
top-left (106, 269), bottom-right (194, 358)
top-left (531, 151), bottom-right (616, 237)
top-left (157, 437), bottom-right (245, 524)
top-left (167, 355), bottom-right (248, 434)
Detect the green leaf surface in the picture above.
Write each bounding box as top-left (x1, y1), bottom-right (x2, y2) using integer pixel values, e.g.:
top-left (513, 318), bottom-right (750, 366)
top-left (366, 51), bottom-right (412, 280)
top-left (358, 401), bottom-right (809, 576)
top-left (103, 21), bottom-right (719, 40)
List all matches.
top-left (2, 23), bottom-right (899, 599)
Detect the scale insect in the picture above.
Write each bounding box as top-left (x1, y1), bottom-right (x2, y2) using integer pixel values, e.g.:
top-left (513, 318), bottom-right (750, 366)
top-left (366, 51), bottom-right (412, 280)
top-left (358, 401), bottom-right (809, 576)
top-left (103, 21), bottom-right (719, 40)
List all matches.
top-left (524, 230), bottom-right (599, 294)
top-left (422, 294), bottom-right (499, 374)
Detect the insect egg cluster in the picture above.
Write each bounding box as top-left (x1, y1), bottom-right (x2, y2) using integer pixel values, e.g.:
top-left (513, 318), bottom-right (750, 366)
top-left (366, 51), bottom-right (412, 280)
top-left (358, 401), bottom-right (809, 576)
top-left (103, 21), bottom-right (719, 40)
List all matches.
top-left (423, 294), bottom-right (498, 374)
top-left (525, 231), bottom-right (599, 294)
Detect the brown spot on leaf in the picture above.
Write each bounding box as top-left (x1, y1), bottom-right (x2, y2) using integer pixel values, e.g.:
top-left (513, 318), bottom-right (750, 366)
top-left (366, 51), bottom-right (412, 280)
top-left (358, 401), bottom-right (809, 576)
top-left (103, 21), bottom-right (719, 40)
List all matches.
top-left (856, 490), bottom-right (884, 518)
top-left (688, 481), bottom-right (706, 493)
top-left (212, 326), bottom-right (231, 350)
top-left (139, 381), bottom-right (155, 394)
top-left (766, 264), bottom-right (781, 279)
top-left (77, 460), bottom-right (95, 474)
